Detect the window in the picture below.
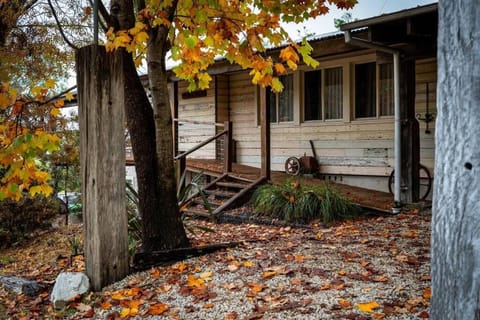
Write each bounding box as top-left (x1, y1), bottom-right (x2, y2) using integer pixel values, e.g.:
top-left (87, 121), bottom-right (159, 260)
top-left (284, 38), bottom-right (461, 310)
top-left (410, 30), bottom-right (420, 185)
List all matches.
top-left (304, 67), bottom-right (343, 121)
top-left (304, 71), bottom-right (322, 120)
top-left (267, 74), bottom-right (293, 122)
top-left (324, 67), bottom-right (343, 119)
top-left (355, 62), bottom-right (394, 118)
top-left (355, 62), bottom-right (376, 118)
top-left (379, 63), bottom-right (394, 116)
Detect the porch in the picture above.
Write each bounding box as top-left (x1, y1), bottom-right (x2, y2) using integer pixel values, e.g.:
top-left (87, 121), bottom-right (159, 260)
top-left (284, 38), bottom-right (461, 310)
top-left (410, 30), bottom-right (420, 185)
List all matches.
top-left (185, 158), bottom-right (395, 213)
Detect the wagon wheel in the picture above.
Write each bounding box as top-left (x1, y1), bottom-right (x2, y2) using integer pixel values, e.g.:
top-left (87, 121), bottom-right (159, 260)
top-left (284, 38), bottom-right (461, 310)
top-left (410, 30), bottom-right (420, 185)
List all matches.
top-left (285, 157), bottom-right (301, 176)
top-left (388, 164), bottom-right (432, 201)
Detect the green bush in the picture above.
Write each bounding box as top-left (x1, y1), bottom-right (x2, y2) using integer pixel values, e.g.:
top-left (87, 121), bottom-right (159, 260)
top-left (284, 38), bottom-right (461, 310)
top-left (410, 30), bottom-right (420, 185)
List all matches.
top-left (0, 195), bottom-right (66, 247)
top-left (251, 180), bottom-right (359, 224)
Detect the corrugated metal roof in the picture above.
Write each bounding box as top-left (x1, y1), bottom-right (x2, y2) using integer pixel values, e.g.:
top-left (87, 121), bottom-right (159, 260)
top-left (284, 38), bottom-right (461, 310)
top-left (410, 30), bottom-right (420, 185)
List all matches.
top-left (340, 2), bottom-right (438, 31)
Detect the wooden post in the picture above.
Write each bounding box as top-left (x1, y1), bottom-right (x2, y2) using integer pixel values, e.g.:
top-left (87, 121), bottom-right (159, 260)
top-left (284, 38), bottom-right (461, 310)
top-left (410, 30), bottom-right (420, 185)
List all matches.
top-left (172, 82), bottom-right (179, 157)
top-left (224, 121), bottom-right (232, 173)
top-left (259, 88), bottom-right (271, 180)
top-left (400, 58), bottom-right (420, 203)
top-left (77, 45), bottom-right (129, 291)
top-left (177, 157), bottom-right (186, 192)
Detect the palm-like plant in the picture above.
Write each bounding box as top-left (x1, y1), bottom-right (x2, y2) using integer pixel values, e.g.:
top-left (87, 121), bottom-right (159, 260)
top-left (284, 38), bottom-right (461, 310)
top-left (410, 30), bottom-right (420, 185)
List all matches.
top-left (252, 180), bottom-right (359, 224)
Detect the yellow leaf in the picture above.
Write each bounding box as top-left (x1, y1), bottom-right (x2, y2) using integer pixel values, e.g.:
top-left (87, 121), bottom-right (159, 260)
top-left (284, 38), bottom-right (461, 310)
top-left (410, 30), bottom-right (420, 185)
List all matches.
top-left (31, 86), bottom-right (42, 97)
top-left (120, 308), bottom-right (132, 317)
top-left (50, 108), bottom-right (60, 117)
top-left (357, 301), bottom-right (380, 313)
top-left (45, 79), bottom-right (56, 89)
top-left (129, 21), bottom-right (146, 36)
top-left (40, 184), bottom-right (53, 197)
top-left (28, 185), bottom-right (42, 197)
top-left (0, 93), bottom-right (9, 108)
top-left (134, 31), bottom-right (148, 43)
top-left (65, 92), bottom-right (74, 101)
top-left (243, 261), bottom-right (254, 267)
top-left (286, 60), bottom-right (298, 70)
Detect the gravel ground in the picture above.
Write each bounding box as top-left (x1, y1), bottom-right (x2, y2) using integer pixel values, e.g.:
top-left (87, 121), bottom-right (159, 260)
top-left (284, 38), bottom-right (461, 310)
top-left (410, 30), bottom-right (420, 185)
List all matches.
top-left (73, 209), bottom-right (431, 320)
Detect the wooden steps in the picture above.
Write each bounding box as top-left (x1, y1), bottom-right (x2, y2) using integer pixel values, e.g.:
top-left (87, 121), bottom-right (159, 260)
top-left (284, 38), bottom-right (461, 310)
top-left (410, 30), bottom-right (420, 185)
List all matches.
top-left (182, 173), bottom-right (266, 220)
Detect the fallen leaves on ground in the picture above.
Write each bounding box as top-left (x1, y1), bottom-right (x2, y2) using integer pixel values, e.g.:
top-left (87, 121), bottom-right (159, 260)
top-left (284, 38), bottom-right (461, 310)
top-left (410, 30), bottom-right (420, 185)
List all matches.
top-left (0, 209), bottom-right (432, 319)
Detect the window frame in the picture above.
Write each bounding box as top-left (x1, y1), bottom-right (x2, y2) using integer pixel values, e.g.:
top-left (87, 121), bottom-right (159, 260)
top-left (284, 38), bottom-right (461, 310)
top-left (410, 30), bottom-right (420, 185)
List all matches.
top-left (353, 60), bottom-right (395, 120)
top-left (266, 73), bottom-right (295, 124)
top-left (302, 65), bottom-right (344, 123)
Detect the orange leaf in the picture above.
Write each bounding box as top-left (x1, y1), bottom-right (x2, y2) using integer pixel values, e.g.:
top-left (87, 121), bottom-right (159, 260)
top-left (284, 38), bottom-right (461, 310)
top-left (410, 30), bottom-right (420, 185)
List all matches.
top-left (423, 287), bottom-right (431, 299)
top-left (262, 270), bottom-right (277, 279)
top-left (247, 282), bottom-right (265, 293)
top-left (357, 301), bottom-right (380, 313)
top-left (55, 99), bottom-right (65, 108)
top-left (294, 254), bottom-right (304, 262)
top-left (187, 274), bottom-right (205, 288)
top-left (338, 299), bottom-right (353, 309)
top-left (148, 303), bottom-right (169, 315)
top-left (100, 301), bottom-right (112, 310)
top-left (203, 303), bottom-right (214, 309)
top-left (150, 268), bottom-right (161, 278)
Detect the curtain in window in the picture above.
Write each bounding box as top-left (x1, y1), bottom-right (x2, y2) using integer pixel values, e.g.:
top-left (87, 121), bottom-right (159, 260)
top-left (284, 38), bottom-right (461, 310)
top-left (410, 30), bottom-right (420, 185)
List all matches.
top-left (279, 74), bottom-right (293, 122)
top-left (325, 67), bottom-right (343, 120)
top-left (355, 62), bottom-right (376, 118)
top-left (304, 70), bottom-right (322, 120)
top-left (379, 63), bottom-right (394, 116)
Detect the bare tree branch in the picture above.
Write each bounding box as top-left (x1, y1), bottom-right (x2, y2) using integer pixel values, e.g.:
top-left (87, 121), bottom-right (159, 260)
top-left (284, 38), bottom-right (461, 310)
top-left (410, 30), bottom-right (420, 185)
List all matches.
top-left (47, 0), bottom-right (79, 50)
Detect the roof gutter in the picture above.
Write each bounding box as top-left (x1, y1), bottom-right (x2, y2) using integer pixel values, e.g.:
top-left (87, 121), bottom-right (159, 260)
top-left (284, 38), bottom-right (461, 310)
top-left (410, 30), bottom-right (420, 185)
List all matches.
top-left (344, 30), bottom-right (402, 214)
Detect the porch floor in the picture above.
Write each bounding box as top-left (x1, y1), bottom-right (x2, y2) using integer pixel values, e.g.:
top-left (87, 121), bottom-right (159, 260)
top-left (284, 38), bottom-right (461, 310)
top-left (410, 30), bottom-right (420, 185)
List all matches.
top-left (186, 159), bottom-right (394, 213)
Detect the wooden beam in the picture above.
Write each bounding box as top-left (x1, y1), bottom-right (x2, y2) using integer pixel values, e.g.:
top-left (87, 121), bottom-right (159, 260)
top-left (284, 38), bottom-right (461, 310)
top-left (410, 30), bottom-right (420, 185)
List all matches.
top-left (259, 87), bottom-right (270, 180)
top-left (77, 45), bottom-right (129, 291)
top-left (400, 58), bottom-right (420, 203)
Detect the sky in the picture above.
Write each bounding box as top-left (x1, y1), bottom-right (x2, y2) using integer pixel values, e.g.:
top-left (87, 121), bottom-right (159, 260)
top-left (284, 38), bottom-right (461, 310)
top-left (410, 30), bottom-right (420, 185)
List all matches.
top-left (283, 0), bottom-right (437, 38)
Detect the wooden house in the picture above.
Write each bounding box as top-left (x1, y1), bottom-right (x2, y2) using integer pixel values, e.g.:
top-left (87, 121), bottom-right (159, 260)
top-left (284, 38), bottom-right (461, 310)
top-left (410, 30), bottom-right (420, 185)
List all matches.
top-left (168, 3), bottom-right (438, 207)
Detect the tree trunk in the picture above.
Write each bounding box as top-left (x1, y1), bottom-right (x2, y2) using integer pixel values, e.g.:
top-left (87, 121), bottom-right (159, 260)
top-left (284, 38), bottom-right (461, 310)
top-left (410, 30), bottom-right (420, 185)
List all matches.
top-left (110, 0), bottom-right (188, 251)
top-left (146, 25), bottom-right (189, 250)
top-left (431, 1), bottom-right (480, 319)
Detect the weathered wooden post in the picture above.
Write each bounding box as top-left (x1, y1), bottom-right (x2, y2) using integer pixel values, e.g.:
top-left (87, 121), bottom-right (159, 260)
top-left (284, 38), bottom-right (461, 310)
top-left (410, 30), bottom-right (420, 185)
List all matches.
top-left (76, 45), bottom-right (129, 291)
top-left (224, 121), bottom-right (232, 173)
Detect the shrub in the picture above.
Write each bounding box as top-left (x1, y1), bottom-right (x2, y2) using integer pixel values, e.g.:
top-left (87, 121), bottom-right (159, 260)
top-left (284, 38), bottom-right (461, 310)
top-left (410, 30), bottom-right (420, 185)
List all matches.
top-left (251, 180), bottom-right (359, 224)
top-left (0, 195), bottom-right (66, 247)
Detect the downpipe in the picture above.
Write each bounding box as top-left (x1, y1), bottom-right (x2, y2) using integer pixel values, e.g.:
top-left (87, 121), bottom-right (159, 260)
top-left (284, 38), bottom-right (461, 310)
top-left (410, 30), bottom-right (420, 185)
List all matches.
top-left (344, 31), bottom-right (402, 214)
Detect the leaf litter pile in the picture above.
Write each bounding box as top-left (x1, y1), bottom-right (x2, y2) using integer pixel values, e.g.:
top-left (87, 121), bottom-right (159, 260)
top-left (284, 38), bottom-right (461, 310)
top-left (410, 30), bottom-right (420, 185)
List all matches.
top-left (0, 209), bottom-right (431, 319)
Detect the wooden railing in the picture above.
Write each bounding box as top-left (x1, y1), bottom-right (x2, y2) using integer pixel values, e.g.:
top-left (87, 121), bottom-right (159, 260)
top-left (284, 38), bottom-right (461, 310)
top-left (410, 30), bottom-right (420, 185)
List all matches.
top-left (173, 119), bottom-right (232, 189)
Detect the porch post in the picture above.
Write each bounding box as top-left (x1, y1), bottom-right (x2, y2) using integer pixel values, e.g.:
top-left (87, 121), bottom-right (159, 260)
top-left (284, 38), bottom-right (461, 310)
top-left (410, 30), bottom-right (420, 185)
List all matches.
top-left (400, 58), bottom-right (420, 203)
top-left (259, 87), bottom-right (271, 180)
top-left (224, 121), bottom-right (232, 173)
